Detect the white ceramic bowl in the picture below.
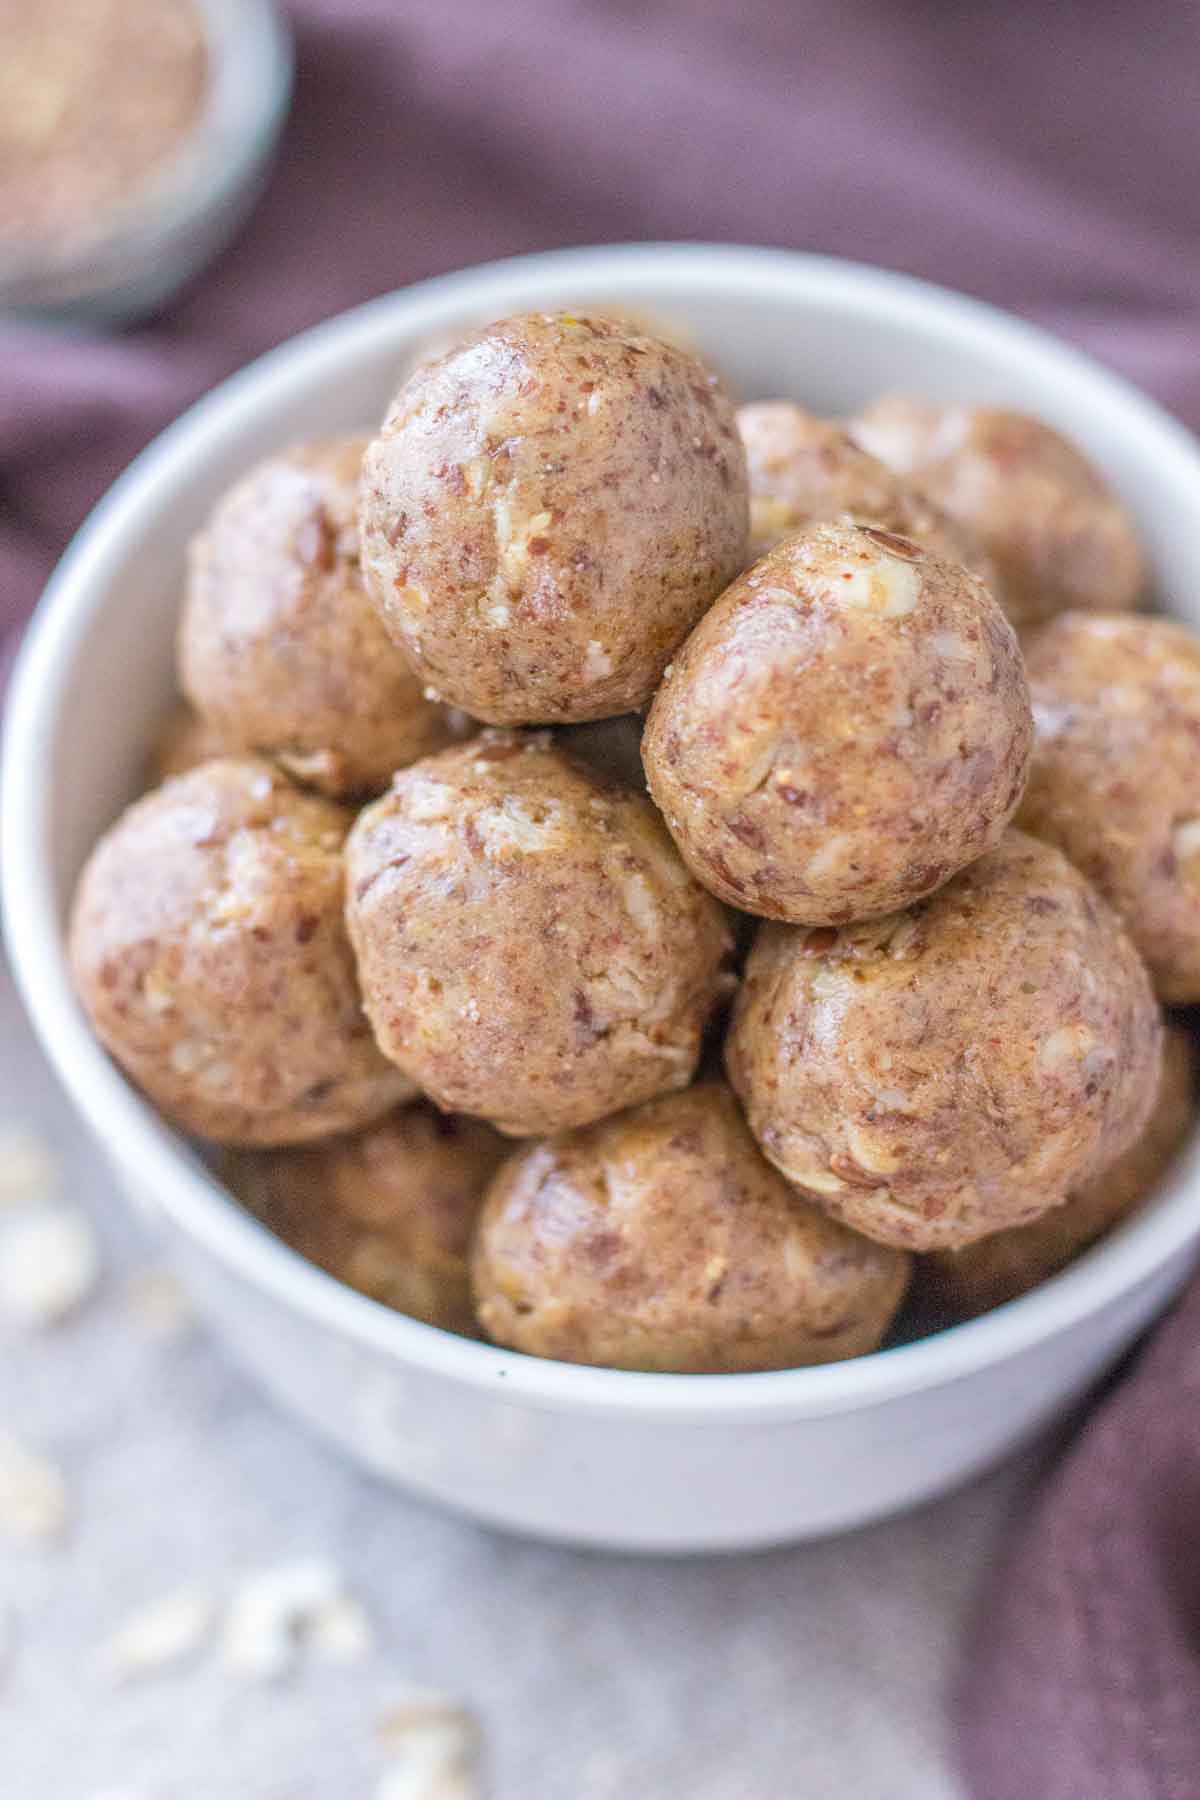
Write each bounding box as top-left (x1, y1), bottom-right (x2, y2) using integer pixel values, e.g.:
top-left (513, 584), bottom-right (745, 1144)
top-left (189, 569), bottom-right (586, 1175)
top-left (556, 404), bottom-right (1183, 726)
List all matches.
top-left (5, 245), bottom-right (1200, 1554)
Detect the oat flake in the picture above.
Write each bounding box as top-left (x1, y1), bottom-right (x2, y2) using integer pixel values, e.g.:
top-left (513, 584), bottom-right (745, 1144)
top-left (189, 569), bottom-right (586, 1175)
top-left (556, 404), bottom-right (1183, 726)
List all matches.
top-left (221, 1557), bottom-right (367, 1682)
top-left (0, 1204), bottom-right (100, 1327)
top-left (124, 1267), bottom-right (194, 1338)
top-left (0, 1431), bottom-right (69, 1541)
top-left (96, 1584), bottom-right (214, 1684)
top-left (0, 1124), bottom-right (60, 1208)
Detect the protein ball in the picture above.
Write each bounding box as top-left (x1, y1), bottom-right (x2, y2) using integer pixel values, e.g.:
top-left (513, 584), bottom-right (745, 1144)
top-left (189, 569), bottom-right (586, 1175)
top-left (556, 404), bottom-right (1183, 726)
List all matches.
top-left (179, 438), bottom-right (471, 799)
top-left (226, 1103), bottom-right (508, 1335)
top-left (69, 757), bottom-right (412, 1146)
top-left (849, 397), bottom-right (1145, 627)
top-left (642, 522), bottom-right (1032, 925)
top-left (146, 700), bottom-right (234, 785)
top-left (471, 1083), bottom-right (910, 1372)
top-left (345, 733), bottom-right (732, 1136)
top-left (738, 401), bottom-right (996, 580)
top-left (358, 311), bottom-right (749, 724)
top-left (1018, 613), bottom-right (1200, 1002)
top-left (917, 1021), bottom-right (1195, 1320)
top-left (725, 830), bottom-right (1162, 1250)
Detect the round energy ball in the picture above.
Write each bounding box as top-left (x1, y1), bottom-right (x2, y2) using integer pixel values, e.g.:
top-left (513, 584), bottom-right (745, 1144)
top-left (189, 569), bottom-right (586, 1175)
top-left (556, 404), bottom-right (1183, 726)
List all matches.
top-left (1018, 613), bottom-right (1200, 1002)
top-left (917, 1022), bottom-right (1195, 1320)
top-left (725, 830), bottom-right (1162, 1251)
top-left (849, 397), bottom-right (1145, 627)
top-left (738, 400), bottom-right (996, 579)
top-left (358, 311), bottom-right (749, 724)
top-left (179, 438), bottom-right (470, 799)
top-left (227, 1103), bottom-right (509, 1335)
top-left (642, 522), bottom-right (1032, 925)
top-left (69, 757), bottom-right (412, 1146)
top-left (345, 733), bottom-right (732, 1137)
top-left (471, 1083), bottom-right (910, 1372)
top-left (146, 700), bottom-right (234, 785)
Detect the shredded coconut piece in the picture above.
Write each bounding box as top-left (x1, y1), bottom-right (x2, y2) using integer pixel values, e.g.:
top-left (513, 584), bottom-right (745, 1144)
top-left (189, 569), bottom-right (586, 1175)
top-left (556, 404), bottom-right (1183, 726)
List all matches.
top-left (0, 1431), bottom-right (68, 1542)
top-left (0, 1204), bottom-right (100, 1327)
top-left (95, 1585), bottom-right (214, 1684)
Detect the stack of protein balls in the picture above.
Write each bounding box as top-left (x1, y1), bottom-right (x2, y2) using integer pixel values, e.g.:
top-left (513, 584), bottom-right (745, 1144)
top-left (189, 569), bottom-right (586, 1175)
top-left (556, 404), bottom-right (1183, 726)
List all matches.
top-left (69, 312), bottom-right (1199, 1372)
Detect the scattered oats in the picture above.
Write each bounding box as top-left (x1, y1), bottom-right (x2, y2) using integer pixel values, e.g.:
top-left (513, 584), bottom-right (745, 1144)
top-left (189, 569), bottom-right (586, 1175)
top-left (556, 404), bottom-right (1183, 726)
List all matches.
top-left (125, 1267), bottom-right (193, 1338)
top-left (221, 1557), bottom-right (357, 1682)
top-left (423, 686), bottom-right (442, 703)
top-left (95, 1584), bottom-right (214, 1684)
top-left (375, 1702), bottom-right (481, 1800)
top-left (661, 662), bottom-right (674, 680)
top-left (0, 1431), bottom-right (69, 1541)
top-left (459, 998), bottom-right (481, 1025)
top-left (0, 1124), bottom-right (60, 1208)
top-left (0, 1204), bottom-right (100, 1327)
top-left (308, 1593), bottom-right (375, 1664)
top-left (375, 1764), bottom-right (478, 1800)
top-left (378, 1691), bottom-right (481, 1748)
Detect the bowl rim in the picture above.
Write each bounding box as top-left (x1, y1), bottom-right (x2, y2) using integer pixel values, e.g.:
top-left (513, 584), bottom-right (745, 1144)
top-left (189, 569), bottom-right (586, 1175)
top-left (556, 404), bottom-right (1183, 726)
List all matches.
top-left (5, 240), bottom-right (1200, 1422)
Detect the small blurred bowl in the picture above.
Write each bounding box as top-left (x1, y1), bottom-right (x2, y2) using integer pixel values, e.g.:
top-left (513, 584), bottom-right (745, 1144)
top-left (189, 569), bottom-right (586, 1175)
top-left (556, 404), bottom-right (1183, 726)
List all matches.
top-left (0, 0), bottom-right (292, 325)
top-left (5, 244), bottom-right (1200, 1552)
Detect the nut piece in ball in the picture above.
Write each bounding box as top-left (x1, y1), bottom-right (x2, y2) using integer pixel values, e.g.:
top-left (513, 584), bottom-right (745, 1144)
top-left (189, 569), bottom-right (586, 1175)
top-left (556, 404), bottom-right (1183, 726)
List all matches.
top-left (226, 1103), bottom-right (509, 1335)
top-left (471, 1083), bottom-right (910, 1372)
top-left (69, 757), bottom-right (412, 1146)
top-left (738, 401), bottom-right (996, 581)
top-left (643, 523), bottom-right (1032, 924)
top-left (917, 1022), bottom-right (1195, 1320)
top-left (1019, 613), bottom-right (1200, 1002)
top-left (179, 438), bottom-right (471, 799)
top-left (725, 830), bottom-right (1162, 1250)
top-left (358, 312), bottom-right (749, 724)
top-left (849, 397), bottom-right (1145, 627)
top-left (345, 733), bottom-right (732, 1136)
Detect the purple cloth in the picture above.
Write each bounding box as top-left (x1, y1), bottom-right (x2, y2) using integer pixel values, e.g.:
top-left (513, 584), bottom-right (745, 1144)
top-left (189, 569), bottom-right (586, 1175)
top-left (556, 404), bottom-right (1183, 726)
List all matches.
top-left (2, 6), bottom-right (1199, 1795)
top-left (957, 1278), bottom-right (1200, 1800)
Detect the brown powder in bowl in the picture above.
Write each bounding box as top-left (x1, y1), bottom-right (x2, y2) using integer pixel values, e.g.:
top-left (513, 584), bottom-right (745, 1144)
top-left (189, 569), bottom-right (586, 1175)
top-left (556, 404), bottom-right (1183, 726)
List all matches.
top-left (0, 0), bottom-right (208, 255)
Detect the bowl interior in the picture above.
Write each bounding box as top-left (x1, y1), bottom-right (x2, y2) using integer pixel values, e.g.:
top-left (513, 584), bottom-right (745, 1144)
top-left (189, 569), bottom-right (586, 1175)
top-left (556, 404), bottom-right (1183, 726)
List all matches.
top-left (7, 243), bottom-right (1200, 1413)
